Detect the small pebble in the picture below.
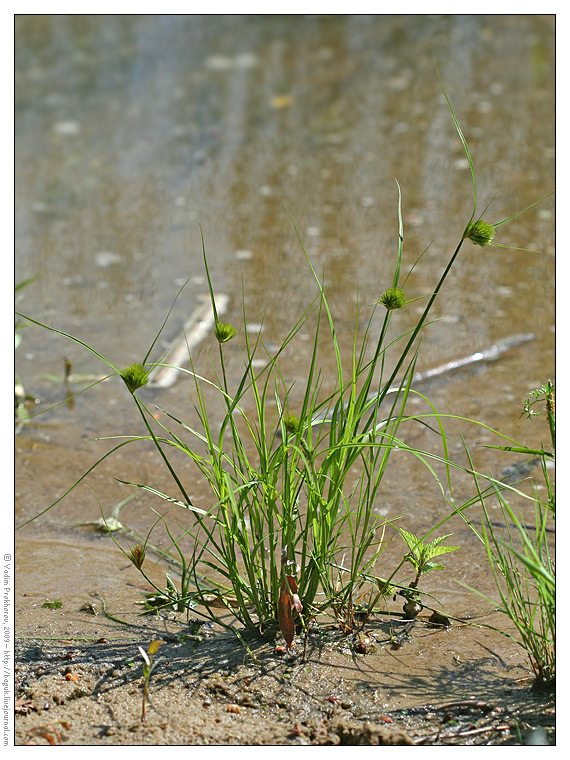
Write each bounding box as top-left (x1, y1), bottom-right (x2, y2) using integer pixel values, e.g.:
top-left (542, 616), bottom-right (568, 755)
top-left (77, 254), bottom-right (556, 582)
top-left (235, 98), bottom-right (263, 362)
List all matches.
top-left (62, 275), bottom-right (84, 286)
top-left (388, 76), bottom-right (410, 90)
top-left (204, 55), bottom-right (232, 70)
top-left (234, 52), bottom-right (258, 69)
top-left (95, 251), bottom-right (122, 268)
top-left (393, 121), bottom-right (409, 133)
top-left (53, 120), bottom-right (81, 136)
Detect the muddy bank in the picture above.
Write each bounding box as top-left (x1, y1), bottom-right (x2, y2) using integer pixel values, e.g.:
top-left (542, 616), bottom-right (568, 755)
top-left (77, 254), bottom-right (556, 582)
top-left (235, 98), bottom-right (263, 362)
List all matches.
top-left (15, 607), bottom-right (554, 746)
top-left (14, 423), bottom-right (555, 746)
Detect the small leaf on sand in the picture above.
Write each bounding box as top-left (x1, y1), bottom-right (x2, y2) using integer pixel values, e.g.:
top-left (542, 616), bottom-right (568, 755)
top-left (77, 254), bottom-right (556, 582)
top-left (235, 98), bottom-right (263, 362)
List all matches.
top-left (148, 639), bottom-right (165, 656)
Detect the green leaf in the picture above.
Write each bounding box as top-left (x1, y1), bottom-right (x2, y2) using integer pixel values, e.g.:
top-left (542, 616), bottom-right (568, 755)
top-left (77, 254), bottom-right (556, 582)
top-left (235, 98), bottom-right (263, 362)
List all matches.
top-left (42, 599), bottom-right (62, 609)
top-left (397, 528), bottom-right (422, 556)
top-left (423, 535), bottom-right (459, 561)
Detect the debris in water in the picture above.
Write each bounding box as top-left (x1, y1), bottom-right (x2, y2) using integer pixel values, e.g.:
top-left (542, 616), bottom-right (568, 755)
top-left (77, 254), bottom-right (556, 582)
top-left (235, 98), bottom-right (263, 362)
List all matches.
top-left (148, 293), bottom-right (229, 389)
top-left (271, 94), bottom-right (294, 109)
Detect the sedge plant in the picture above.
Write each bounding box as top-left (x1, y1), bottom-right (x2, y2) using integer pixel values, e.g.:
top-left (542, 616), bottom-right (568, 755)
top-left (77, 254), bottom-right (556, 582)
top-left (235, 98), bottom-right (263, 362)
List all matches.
top-left (456, 382), bottom-right (555, 687)
top-left (16, 75), bottom-right (553, 650)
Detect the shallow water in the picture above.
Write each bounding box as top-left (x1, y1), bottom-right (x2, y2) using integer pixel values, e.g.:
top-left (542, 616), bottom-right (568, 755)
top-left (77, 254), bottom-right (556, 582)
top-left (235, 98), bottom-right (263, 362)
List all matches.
top-left (15, 15), bottom-right (554, 680)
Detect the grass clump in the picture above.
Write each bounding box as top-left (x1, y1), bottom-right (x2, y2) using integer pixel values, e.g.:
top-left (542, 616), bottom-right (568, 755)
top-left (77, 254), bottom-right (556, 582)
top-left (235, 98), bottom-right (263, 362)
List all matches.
top-left (16, 76), bottom-right (553, 656)
top-left (457, 382), bottom-right (555, 687)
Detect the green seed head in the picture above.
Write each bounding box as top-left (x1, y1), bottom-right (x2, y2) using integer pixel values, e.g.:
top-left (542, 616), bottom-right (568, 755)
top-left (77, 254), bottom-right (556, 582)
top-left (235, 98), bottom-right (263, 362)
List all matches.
top-left (120, 363), bottom-right (150, 394)
top-left (379, 287), bottom-right (406, 311)
top-left (128, 544), bottom-right (145, 570)
top-left (283, 413), bottom-right (301, 436)
top-left (214, 321), bottom-right (237, 344)
top-left (465, 219), bottom-right (495, 246)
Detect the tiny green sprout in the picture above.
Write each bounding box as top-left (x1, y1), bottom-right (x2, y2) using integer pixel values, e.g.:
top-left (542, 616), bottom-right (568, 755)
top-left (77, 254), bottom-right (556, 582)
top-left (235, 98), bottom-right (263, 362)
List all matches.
top-left (138, 639), bottom-right (165, 722)
top-left (42, 599), bottom-right (63, 610)
top-left (282, 412), bottom-right (301, 436)
top-left (397, 528), bottom-right (459, 590)
top-left (120, 363), bottom-right (150, 394)
top-left (379, 287), bottom-right (406, 311)
top-left (214, 321), bottom-right (237, 344)
top-left (464, 219), bottom-right (495, 247)
top-left (128, 544), bottom-right (145, 570)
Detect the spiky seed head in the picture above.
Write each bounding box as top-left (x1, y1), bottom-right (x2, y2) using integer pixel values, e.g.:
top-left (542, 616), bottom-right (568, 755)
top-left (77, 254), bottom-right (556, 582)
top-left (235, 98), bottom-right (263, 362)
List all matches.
top-left (283, 413), bottom-right (301, 436)
top-left (128, 544), bottom-right (145, 570)
top-left (120, 363), bottom-right (150, 394)
top-left (379, 287), bottom-right (406, 311)
top-left (214, 321), bottom-right (237, 344)
top-left (464, 219), bottom-right (495, 246)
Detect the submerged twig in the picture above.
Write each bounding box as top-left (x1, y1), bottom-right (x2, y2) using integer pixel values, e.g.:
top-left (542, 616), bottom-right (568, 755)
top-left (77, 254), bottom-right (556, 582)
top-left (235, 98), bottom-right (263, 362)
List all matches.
top-left (309, 333), bottom-right (534, 427)
top-left (148, 293), bottom-right (229, 388)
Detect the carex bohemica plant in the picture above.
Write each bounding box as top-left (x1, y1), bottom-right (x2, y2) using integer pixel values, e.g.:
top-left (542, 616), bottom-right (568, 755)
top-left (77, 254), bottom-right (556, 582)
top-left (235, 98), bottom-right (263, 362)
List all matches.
top-left (16, 74), bottom-right (553, 655)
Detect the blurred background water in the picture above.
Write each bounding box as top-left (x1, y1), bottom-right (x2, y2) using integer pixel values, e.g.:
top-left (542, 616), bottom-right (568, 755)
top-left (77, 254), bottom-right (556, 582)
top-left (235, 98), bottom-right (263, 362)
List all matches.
top-left (14, 15), bottom-right (554, 618)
